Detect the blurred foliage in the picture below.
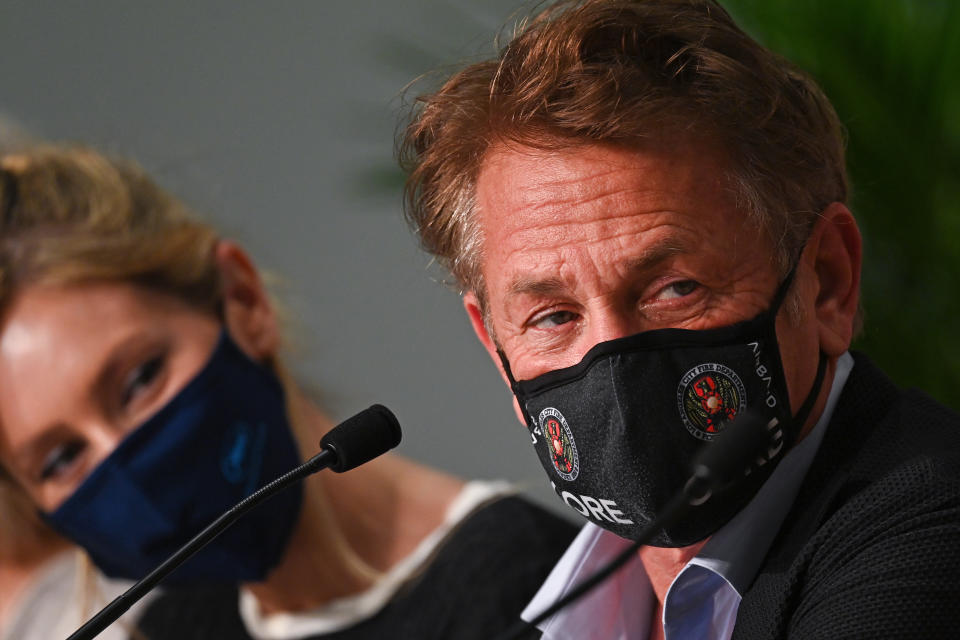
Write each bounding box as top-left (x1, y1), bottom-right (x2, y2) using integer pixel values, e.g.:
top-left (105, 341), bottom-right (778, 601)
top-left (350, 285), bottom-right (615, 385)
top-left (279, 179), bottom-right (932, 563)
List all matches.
top-left (722, 0), bottom-right (960, 409)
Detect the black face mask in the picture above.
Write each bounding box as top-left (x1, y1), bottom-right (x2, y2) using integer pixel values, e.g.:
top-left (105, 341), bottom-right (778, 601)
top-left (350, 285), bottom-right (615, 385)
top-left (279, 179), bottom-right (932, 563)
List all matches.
top-left (499, 268), bottom-right (826, 547)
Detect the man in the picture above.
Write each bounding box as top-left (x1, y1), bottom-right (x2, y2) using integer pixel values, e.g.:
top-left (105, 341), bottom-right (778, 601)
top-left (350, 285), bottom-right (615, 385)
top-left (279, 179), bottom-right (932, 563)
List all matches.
top-left (400, 0), bottom-right (960, 638)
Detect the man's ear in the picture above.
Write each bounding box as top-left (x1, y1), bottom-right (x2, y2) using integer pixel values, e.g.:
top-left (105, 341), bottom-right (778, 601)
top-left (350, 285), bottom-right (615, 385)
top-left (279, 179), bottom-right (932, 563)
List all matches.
top-left (464, 291), bottom-right (508, 383)
top-left (215, 240), bottom-right (280, 362)
top-left (806, 202), bottom-right (862, 357)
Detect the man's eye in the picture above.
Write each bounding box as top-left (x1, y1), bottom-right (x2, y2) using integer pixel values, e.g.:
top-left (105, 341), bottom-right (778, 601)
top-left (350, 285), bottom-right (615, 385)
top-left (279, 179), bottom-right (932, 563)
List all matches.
top-left (532, 310), bottom-right (578, 328)
top-left (657, 280), bottom-right (700, 301)
top-left (39, 440), bottom-right (86, 481)
top-left (121, 355), bottom-right (164, 408)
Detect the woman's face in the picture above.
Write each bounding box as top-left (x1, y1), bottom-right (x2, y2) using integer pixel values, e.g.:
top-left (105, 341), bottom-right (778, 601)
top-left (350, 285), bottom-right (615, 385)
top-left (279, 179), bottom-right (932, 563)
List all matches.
top-left (0, 282), bottom-right (221, 511)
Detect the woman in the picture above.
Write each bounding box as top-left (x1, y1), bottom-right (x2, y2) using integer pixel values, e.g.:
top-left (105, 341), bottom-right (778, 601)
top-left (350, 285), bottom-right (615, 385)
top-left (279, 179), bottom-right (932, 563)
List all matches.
top-left (0, 145), bottom-right (575, 639)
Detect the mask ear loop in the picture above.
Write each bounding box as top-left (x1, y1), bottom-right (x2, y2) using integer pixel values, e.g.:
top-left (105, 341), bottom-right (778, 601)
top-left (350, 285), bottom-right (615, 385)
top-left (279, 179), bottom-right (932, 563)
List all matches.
top-left (791, 352), bottom-right (828, 432)
top-left (769, 259), bottom-right (801, 316)
top-left (766, 249), bottom-right (828, 434)
top-left (766, 244), bottom-right (828, 430)
top-left (496, 348), bottom-right (538, 430)
top-left (496, 348), bottom-right (520, 390)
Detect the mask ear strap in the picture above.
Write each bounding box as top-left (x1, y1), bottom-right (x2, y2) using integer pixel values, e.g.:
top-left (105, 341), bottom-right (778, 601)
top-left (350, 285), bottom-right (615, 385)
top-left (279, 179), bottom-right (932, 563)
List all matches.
top-left (496, 348), bottom-right (521, 393)
top-left (791, 351), bottom-right (828, 430)
top-left (771, 230), bottom-right (820, 312)
top-left (497, 349), bottom-right (538, 430)
top-left (769, 260), bottom-right (800, 314)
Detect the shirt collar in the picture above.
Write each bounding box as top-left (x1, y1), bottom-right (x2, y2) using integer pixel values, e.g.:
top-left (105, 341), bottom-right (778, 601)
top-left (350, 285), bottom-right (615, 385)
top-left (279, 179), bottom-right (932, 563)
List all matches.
top-left (522, 352), bottom-right (854, 639)
top-left (688, 351), bottom-right (854, 592)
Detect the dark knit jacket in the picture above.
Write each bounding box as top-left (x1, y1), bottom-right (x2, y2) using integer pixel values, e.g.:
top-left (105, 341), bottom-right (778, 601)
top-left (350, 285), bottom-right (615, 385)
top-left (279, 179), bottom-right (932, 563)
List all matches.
top-left (135, 496), bottom-right (574, 640)
top-left (731, 353), bottom-right (960, 638)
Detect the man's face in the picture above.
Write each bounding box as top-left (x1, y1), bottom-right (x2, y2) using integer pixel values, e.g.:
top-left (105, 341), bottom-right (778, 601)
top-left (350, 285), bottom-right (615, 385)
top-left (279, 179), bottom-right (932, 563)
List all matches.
top-left (467, 141), bottom-right (824, 424)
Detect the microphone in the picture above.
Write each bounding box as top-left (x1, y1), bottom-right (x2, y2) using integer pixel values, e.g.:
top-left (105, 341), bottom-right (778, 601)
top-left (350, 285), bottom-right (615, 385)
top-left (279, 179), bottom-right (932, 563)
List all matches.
top-left (321, 403), bottom-right (402, 472)
top-left (66, 404), bottom-right (402, 640)
top-left (495, 409), bottom-right (773, 640)
top-left (684, 409), bottom-right (772, 504)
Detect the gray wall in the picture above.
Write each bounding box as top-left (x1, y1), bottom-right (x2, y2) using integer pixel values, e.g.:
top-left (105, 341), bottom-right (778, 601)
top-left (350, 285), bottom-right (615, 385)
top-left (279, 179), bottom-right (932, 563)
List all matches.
top-left (0, 1), bottom-right (566, 511)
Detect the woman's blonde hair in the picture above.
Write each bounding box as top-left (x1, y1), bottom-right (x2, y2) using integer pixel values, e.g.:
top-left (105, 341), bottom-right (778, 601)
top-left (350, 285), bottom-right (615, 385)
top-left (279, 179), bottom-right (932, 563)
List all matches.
top-left (0, 145), bottom-right (221, 314)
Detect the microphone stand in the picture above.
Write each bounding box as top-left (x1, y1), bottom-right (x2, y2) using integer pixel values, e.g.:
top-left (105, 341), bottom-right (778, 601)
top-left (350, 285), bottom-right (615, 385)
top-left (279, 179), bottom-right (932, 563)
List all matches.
top-left (66, 449), bottom-right (335, 640)
top-left (66, 403), bottom-right (402, 640)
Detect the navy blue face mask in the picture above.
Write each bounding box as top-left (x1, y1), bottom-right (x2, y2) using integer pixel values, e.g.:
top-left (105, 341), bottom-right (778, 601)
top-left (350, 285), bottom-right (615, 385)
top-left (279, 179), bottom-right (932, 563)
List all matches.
top-left (44, 331), bottom-right (303, 583)
top-left (500, 267), bottom-right (826, 547)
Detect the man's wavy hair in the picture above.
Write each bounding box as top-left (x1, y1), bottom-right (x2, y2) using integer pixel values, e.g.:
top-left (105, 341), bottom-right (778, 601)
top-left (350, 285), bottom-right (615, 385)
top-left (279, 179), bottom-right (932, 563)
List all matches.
top-left (399, 0), bottom-right (847, 301)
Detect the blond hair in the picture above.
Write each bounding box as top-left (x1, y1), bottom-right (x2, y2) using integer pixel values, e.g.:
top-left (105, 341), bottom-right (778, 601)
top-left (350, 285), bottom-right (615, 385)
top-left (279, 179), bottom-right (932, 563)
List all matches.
top-left (0, 146), bottom-right (221, 312)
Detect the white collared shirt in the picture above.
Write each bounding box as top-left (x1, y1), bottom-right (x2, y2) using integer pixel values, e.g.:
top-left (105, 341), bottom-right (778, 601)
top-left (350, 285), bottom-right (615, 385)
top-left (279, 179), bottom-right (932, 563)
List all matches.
top-left (522, 353), bottom-right (854, 640)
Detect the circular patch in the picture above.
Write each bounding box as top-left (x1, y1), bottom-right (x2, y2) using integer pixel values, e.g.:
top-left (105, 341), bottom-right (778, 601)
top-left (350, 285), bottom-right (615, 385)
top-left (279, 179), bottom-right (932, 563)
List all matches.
top-left (676, 363), bottom-right (747, 441)
top-left (538, 407), bottom-right (580, 482)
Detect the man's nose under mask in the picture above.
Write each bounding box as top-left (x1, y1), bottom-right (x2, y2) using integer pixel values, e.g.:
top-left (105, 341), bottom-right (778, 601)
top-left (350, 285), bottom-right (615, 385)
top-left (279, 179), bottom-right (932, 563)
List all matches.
top-left (499, 268), bottom-right (826, 547)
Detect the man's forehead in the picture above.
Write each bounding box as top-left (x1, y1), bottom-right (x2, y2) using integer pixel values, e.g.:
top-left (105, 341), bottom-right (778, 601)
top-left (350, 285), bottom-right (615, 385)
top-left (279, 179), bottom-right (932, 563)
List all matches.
top-left (478, 143), bottom-right (737, 246)
top-left (477, 142), bottom-right (714, 210)
top-left (504, 238), bottom-right (688, 299)
top-left (475, 144), bottom-right (739, 258)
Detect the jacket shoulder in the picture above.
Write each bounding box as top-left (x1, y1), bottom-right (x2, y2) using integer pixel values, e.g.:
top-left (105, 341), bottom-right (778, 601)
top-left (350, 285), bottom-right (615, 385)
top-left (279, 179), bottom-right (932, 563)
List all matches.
top-left (735, 354), bottom-right (960, 639)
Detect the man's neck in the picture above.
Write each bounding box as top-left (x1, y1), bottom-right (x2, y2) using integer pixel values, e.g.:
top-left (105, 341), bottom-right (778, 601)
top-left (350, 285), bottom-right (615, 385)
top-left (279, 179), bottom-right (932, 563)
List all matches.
top-left (638, 540), bottom-right (708, 605)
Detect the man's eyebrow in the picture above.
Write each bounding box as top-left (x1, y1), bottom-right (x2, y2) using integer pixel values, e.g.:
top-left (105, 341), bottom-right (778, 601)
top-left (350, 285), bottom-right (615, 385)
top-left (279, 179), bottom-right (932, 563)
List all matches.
top-left (506, 240), bottom-right (686, 299)
top-left (507, 275), bottom-right (569, 298)
top-left (622, 242), bottom-right (685, 273)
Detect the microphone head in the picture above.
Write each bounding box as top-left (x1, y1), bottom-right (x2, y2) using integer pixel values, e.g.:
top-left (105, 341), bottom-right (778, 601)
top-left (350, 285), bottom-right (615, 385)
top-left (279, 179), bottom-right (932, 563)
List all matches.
top-left (689, 408), bottom-right (772, 493)
top-left (320, 404), bottom-right (402, 472)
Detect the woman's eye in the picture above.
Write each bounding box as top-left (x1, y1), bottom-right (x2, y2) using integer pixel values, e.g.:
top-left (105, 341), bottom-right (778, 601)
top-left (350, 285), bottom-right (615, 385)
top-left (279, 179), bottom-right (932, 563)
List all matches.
top-left (657, 280), bottom-right (700, 301)
top-left (121, 355), bottom-right (164, 407)
top-left (39, 440), bottom-right (86, 481)
top-left (532, 310), bottom-right (578, 329)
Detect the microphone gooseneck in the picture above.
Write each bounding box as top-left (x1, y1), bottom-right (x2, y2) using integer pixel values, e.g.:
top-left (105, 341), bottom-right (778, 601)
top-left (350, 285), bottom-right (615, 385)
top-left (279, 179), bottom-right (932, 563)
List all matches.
top-left (494, 408), bottom-right (775, 640)
top-left (66, 404), bottom-right (402, 640)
